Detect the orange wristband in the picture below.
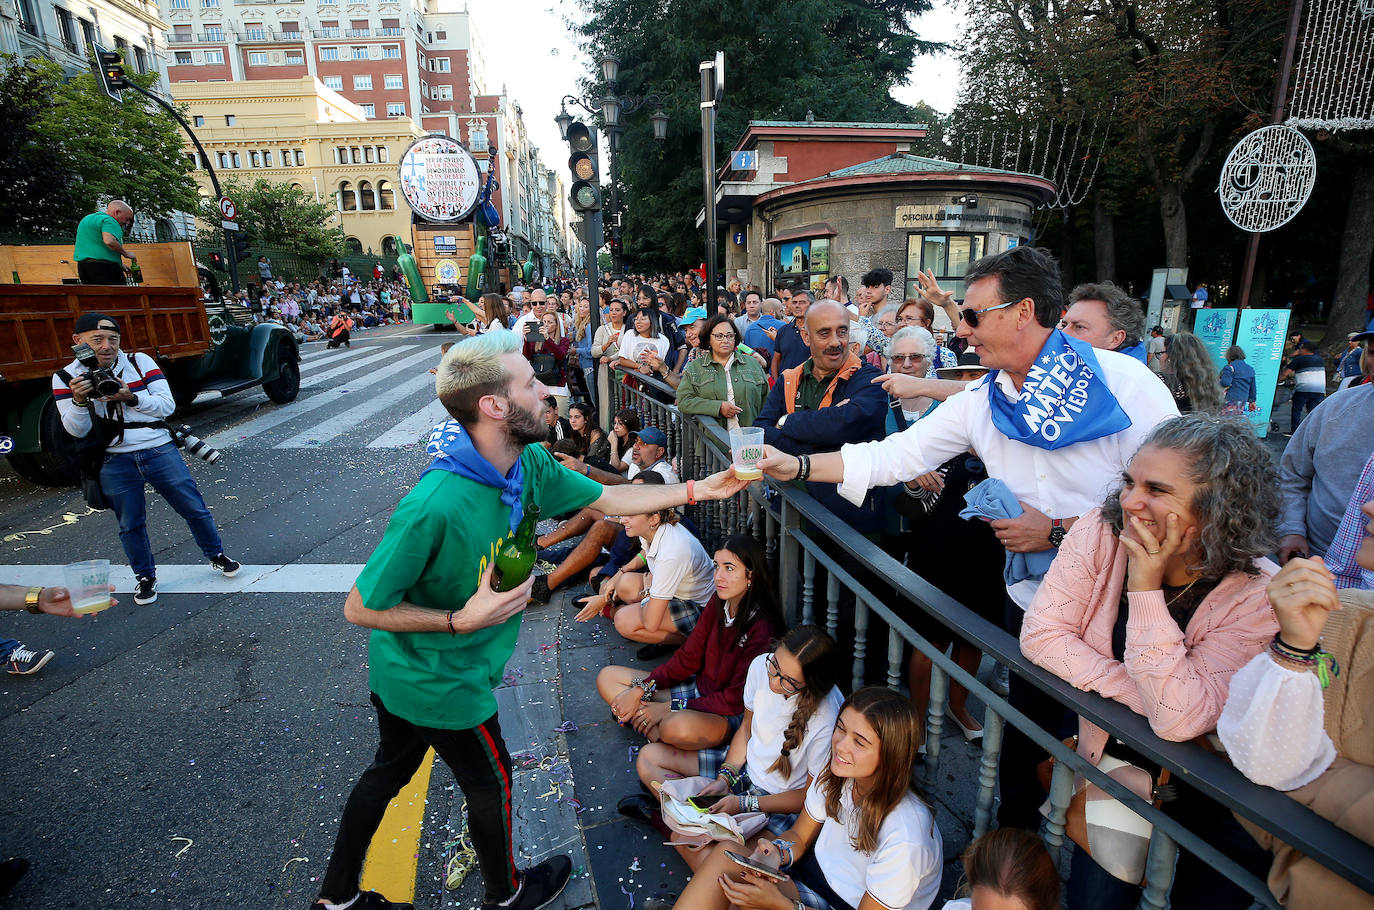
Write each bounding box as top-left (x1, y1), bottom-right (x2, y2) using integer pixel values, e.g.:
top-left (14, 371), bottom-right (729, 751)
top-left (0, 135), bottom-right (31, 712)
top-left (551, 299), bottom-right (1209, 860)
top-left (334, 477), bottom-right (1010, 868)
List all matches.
top-left (687, 479), bottom-right (696, 505)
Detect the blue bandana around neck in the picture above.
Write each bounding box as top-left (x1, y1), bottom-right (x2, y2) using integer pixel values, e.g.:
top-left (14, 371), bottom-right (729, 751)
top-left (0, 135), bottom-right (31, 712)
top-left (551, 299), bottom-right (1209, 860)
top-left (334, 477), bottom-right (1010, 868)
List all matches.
top-left (986, 329), bottom-right (1131, 450)
top-left (422, 419), bottom-right (526, 533)
top-left (1116, 340), bottom-right (1148, 363)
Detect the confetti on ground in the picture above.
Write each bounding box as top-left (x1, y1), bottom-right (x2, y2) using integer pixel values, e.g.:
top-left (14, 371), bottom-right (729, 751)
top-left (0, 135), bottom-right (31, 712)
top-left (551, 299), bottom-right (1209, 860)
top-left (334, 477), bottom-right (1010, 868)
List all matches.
top-left (621, 883), bottom-right (636, 908)
top-left (282, 856), bottom-right (308, 872)
top-left (554, 720), bottom-right (578, 733)
top-left (170, 836), bottom-right (193, 858)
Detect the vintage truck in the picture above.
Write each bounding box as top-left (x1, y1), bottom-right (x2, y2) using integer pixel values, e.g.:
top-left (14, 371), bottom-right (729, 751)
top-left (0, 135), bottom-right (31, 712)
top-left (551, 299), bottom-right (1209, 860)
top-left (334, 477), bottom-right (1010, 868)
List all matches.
top-left (0, 241), bottom-right (299, 485)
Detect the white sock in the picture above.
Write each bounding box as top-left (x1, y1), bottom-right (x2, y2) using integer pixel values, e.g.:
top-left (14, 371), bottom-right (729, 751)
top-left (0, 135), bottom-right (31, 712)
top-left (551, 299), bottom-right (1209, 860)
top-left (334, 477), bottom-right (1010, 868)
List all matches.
top-left (496, 876), bottom-right (525, 907)
top-left (319, 895), bottom-right (361, 910)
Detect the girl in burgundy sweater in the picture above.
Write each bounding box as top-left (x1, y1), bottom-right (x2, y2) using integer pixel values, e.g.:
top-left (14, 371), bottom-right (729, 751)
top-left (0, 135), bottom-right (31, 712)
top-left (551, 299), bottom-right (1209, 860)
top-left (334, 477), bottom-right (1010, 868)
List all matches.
top-left (595, 534), bottom-right (782, 755)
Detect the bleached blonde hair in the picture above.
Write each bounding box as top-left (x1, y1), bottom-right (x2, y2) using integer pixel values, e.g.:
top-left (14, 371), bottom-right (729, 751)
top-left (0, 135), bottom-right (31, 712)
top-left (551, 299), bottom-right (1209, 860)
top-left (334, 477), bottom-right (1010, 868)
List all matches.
top-left (435, 330), bottom-right (521, 425)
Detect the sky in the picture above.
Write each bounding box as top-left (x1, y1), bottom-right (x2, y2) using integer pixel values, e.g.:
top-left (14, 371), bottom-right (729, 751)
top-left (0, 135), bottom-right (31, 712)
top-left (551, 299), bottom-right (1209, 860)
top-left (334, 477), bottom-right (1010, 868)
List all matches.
top-left (470, 0), bottom-right (962, 171)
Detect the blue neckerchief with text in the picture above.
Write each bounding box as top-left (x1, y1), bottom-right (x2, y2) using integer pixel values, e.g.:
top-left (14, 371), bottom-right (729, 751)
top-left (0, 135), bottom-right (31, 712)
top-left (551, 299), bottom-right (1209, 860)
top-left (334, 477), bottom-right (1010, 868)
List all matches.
top-left (422, 420), bottom-right (525, 533)
top-left (986, 330), bottom-right (1131, 450)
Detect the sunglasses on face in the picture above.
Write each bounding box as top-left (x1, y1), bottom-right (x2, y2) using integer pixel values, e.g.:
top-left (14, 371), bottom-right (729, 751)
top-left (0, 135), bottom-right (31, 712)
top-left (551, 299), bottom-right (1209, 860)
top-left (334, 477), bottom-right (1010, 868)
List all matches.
top-left (891, 353), bottom-right (926, 364)
top-left (959, 297), bottom-right (1022, 328)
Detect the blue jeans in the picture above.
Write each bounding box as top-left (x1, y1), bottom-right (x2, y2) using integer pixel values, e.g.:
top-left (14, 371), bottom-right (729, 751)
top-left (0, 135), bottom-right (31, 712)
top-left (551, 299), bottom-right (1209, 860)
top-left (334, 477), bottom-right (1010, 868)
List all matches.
top-left (0, 639), bottom-right (17, 659)
top-left (100, 442), bottom-right (224, 578)
top-left (1290, 390), bottom-right (1324, 431)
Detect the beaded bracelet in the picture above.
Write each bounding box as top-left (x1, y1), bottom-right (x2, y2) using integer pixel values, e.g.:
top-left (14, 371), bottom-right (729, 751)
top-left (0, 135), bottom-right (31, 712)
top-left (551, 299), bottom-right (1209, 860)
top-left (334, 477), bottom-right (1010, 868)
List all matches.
top-left (1270, 635), bottom-right (1340, 689)
top-left (796, 454), bottom-right (811, 483)
top-left (772, 838), bottom-right (795, 868)
top-left (718, 764), bottom-right (742, 790)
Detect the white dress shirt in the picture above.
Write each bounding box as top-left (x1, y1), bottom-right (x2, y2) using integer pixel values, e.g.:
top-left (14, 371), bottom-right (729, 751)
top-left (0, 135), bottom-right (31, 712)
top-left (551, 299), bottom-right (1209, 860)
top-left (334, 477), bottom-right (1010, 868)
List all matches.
top-left (838, 347), bottom-right (1179, 607)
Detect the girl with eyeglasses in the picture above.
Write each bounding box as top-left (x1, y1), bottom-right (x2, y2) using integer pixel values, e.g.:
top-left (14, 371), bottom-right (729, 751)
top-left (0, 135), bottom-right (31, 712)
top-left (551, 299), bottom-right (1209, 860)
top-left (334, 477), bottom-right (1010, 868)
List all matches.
top-left (598, 536), bottom-right (783, 818)
top-left (631, 625), bottom-right (844, 873)
top-left (670, 687), bottom-right (942, 910)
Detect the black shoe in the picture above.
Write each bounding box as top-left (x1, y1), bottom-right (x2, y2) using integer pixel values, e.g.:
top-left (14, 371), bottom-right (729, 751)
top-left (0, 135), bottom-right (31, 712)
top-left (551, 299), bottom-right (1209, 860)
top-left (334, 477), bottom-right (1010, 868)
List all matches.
top-left (0, 857), bottom-right (29, 897)
top-left (209, 553), bottom-right (241, 577)
top-left (617, 793), bottom-right (659, 826)
top-left (481, 855), bottom-right (572, 910)
top-left (529, 574), bottom-right (552, 605)
top-left (133, 575), bottom-right (157, 605)
top-left (636, 641), bottom-right (676, 661)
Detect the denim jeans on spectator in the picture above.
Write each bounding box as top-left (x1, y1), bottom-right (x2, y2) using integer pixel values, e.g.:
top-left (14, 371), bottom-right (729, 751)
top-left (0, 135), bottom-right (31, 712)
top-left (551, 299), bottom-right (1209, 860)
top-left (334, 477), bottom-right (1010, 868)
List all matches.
top-left (100, 442), bottom-right (224, 578)
top-left (1290, 391), bottom-right (1324, 432)
top-left (0, 639), bottom-right (17, 660)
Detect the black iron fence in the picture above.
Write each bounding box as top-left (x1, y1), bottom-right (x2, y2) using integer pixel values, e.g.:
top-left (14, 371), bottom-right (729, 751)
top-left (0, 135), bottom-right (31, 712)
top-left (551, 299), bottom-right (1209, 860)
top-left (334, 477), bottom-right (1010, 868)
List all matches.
top-left (603, 368), bottom-right (1374, 910)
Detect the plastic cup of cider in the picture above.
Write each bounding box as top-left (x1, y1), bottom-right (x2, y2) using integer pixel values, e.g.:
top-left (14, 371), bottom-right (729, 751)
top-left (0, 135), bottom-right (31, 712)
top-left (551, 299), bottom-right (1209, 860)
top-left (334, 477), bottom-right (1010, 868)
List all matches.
top-left (729, 427), bottom-right (766, 481)
top-left (63, 559), bottom-right (112, 614)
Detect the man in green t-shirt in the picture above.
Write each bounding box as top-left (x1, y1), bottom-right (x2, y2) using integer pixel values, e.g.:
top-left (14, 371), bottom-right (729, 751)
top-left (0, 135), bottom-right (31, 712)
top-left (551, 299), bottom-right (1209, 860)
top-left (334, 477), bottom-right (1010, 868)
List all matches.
top-left (314, 330), bottom-right (750, 910)
top-left (73, 200), bottom-right (137, 285)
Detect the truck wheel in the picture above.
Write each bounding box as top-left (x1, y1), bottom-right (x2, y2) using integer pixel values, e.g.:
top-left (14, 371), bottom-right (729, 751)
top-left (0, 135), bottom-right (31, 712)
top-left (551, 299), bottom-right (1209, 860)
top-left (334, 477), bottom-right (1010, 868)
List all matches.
top-left (5, 397), bottom-right (79, 486)
top-left (262, 347), bottom-right (300, 404)
top-left (170, 371), bottom-right (200, 408)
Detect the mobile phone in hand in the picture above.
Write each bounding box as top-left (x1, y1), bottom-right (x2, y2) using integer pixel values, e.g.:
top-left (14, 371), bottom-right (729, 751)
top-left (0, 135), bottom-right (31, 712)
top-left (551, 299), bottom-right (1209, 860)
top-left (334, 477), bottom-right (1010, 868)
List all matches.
top-left (687, 794), bottom-right (716, 811)
top-left (724, 850), bottom-right (788, 883)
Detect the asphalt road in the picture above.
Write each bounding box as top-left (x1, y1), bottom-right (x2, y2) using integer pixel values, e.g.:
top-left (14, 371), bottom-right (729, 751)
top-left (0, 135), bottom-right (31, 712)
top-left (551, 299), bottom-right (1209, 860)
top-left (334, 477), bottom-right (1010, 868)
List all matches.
top-left (0, 323), bottom-right (482, 909)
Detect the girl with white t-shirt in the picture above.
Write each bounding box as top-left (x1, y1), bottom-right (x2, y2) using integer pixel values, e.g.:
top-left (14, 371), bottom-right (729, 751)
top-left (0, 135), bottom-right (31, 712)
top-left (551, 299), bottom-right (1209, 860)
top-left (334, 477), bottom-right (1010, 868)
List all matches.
top-left (624, 625), bottom-right (843, 871)
top-left (603, 504), bottom-right (715, 648)
top-left (671, 687), bottom-right (942, 910)
top-left (617, 307), bottom-right (672, 377)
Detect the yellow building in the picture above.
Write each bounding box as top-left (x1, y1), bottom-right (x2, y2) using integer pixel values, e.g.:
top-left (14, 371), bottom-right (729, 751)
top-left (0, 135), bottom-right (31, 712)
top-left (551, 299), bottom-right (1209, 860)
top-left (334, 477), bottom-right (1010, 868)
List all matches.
top-left (170, 77), bottom-right (425, 256)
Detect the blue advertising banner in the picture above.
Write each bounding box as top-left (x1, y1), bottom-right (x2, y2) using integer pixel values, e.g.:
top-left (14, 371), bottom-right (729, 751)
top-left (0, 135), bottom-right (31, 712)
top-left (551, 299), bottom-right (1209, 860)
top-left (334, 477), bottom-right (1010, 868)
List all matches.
top-left (1233, 309), bottom-right (1291, 438)
top-left (1195, 309), bottom-right (1238, 370)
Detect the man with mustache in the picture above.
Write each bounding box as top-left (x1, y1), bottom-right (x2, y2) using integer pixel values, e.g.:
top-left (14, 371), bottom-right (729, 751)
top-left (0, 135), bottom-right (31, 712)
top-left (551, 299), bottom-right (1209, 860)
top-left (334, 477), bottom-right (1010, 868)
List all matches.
top-left (753, 299), bottom-right (887, 533)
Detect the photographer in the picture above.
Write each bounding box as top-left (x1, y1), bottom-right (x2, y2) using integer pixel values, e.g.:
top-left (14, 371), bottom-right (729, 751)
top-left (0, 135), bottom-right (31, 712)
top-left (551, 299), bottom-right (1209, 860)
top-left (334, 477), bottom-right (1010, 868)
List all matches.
top-left (52, 314), bottom-right (241, 606)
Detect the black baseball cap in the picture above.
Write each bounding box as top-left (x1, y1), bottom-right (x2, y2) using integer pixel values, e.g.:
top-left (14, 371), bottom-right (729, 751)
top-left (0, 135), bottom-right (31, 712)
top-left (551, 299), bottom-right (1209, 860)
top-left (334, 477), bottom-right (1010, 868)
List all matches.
top-left (73, 313), bottom-right (121, 335)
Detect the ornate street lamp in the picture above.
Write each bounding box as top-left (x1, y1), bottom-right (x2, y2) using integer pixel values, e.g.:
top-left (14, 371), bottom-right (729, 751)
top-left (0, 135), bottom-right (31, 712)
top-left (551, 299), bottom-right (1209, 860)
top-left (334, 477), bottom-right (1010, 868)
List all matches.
top-left (599, 54), bottom-right (619, 85)
top-left (651, 107), bottom-right (668, 141)
top-left (554, 103), bottom-right (573, 142)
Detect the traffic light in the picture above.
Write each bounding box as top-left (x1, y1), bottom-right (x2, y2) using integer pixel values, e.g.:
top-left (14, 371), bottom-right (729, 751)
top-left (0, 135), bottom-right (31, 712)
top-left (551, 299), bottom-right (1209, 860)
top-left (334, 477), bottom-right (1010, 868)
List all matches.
top-left (206, 251), bottom-right (226, 272)
top-left (91, 44), bottom-right (128, 101)
top-left (566, 121), bottom-right (601, 214)
top-left (230, 231), bottom-right (252, 262)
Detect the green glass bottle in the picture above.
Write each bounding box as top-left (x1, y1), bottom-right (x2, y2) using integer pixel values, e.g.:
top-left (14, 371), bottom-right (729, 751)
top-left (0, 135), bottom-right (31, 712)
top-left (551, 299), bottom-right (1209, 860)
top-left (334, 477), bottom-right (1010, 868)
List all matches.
top-left (491, 504), bottom-right (539, 592)
top-left (465, 234), bottom-right (487, 299)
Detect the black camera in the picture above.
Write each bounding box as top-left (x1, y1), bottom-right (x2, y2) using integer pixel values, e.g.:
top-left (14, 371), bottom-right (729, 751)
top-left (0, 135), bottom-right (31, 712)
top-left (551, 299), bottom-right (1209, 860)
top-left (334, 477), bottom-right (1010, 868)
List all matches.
top-left (169, 424), bottom-right (221, 464)
top-left (70, 343), bottom-right (123, 397)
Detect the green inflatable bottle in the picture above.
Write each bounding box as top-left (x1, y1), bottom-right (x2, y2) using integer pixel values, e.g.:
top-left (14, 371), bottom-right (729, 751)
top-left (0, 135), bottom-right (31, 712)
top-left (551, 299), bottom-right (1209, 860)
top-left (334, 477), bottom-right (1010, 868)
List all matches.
top-left (466, 234), bottom-right (487, 299)
top-left (395, 236), bottom-right (428, 304)
top-left (522, 252), bottom-right (535, 284)
top-left (491, 505), bottom-right (540, 592)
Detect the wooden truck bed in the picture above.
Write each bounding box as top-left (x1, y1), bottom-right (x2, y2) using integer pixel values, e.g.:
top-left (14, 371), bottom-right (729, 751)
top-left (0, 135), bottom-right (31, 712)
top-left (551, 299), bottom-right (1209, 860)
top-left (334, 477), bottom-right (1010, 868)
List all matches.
top-left (0, 284), bottom-right (210, 384)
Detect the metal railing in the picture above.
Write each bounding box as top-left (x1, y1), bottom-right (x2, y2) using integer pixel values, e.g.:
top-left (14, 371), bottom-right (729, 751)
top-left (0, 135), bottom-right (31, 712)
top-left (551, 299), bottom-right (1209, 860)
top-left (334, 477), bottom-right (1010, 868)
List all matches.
top-left (602, 367), bottom-right (1374, 909)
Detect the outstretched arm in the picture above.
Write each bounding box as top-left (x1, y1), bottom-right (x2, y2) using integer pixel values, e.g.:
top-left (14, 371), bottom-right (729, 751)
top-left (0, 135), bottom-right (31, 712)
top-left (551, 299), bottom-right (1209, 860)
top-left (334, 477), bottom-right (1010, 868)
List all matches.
top-left (590, 467), bottom-right (752, 515)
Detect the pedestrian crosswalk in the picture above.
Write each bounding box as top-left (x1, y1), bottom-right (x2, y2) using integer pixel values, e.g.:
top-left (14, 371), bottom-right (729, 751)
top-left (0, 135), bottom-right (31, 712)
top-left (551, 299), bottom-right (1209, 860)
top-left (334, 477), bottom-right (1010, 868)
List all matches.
top-left (197, 338), bottom-right (455, 451)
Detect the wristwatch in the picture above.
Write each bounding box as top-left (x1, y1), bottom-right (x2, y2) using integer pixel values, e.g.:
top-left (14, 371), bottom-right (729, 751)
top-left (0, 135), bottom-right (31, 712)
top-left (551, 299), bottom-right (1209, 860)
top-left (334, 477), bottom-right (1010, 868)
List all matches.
top-left (1048, 518), bottom-right (1067, 548)
top-left (776, 413), bottom-right (789, 430)
top-left (24, 586), bottom-right (44, 614)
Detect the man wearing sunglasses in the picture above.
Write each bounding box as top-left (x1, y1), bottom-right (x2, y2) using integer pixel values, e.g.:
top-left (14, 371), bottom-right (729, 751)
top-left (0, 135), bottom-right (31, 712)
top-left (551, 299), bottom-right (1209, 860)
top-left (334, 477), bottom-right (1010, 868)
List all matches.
top-left (758, 245), bottom-right (1178, 827)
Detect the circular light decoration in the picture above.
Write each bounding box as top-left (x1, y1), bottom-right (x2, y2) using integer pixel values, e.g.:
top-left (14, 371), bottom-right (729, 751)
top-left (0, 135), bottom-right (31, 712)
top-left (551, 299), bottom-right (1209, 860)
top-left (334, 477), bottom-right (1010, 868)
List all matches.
top-left (398, 134), bottom-right (482, 224)
top-left (1218, 124), bottom-right (1317, 233)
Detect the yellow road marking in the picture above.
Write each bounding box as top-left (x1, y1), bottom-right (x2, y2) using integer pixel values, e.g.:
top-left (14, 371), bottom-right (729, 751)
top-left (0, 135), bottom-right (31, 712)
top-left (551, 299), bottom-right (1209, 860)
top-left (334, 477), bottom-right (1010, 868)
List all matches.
top-left (359, 747), bottom-right (436, 902)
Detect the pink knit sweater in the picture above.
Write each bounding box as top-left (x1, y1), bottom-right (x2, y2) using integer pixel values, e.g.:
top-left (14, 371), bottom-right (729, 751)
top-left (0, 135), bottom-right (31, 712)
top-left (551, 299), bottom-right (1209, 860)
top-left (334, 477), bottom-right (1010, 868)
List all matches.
top-left (1021, 508), bottom-right (1279, 766)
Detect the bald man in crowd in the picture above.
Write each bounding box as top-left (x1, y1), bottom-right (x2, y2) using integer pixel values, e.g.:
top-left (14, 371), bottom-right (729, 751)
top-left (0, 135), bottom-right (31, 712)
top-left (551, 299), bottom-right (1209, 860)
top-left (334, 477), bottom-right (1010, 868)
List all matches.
top-left (74, 200), bottom-right (138, 285)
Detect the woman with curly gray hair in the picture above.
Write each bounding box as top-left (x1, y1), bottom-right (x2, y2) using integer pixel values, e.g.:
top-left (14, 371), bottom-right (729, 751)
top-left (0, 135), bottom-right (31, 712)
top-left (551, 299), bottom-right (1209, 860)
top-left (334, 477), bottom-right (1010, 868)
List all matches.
top-left (1020, 414), bottom-right (1280, 910)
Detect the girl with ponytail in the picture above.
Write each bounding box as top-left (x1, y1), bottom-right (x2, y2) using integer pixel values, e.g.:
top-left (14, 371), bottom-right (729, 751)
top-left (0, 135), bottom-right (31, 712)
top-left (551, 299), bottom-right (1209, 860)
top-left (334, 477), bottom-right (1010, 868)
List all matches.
top-left (623, 625), bottom-right (845, 871)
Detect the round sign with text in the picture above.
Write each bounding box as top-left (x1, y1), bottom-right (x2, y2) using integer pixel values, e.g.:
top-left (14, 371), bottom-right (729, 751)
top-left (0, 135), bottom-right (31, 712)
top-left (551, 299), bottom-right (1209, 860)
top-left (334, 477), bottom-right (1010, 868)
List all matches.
top-left (398, 135), bottom-right (481, 224)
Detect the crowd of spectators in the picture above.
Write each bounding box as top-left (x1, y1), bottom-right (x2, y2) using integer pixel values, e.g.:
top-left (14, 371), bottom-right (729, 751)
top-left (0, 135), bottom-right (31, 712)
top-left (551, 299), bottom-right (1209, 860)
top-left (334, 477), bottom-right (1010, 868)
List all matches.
top-left (477, 247), bottom-right (1374, 910)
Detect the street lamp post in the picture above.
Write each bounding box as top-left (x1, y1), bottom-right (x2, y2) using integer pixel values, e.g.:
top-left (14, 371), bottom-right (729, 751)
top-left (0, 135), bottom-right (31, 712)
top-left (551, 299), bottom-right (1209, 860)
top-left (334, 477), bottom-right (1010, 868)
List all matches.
top-left (556, 54), bottom-right (667, 277)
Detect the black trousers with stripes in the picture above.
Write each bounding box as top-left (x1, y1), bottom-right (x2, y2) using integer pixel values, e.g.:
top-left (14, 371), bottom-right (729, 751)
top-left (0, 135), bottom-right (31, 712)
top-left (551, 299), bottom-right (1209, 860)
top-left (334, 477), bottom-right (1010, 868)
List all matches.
top-left (319, 692), bottom-right (519, 904)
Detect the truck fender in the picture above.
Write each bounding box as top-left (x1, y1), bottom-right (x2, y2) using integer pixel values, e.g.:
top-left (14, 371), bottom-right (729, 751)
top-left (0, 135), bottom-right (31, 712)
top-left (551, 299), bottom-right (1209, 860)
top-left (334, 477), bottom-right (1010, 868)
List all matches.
top-left (247, 324), bottom-right (298, 382)
top-left (2, 380), bottom-right (52, 455)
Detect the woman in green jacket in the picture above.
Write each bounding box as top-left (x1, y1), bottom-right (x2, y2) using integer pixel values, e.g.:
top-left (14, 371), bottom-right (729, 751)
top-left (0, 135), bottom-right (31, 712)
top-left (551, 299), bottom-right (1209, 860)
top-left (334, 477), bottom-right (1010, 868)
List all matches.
top-left (674, 313), bottom-right (769, 429)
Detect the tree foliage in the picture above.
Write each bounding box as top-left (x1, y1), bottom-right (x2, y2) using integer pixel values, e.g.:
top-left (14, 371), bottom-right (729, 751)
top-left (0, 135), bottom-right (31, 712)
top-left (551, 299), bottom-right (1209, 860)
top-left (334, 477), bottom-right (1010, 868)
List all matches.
top-left (574, 0), bottom-right (942, 270)
top-left (949, 0), bottom-right (1288, 268)
top-left (197, 178), bottom-right (345, 264)
top-left (0, 54), bottom-right (199, 240)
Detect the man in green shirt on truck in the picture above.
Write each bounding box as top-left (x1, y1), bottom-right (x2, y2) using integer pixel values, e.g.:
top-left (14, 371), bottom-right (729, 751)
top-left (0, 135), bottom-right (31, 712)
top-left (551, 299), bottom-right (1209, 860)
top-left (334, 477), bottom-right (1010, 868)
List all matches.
top-left (313, 330), bottom-right (750, 910)
top-left (73, 200), bottom-right (138, 285)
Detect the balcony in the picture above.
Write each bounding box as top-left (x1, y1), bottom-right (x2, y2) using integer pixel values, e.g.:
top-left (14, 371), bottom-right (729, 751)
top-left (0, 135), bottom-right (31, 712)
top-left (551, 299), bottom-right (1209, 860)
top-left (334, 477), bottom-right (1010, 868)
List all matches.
top-left (377, 27), bottom-right (402, 35)
top-left (345, 27), bottom-right (370, 37)
top-left (200, 31), bottom-right (226, 41)
top-left (313, 27), bottom-right (340, 37)
top-left (167, 32), bottom-right (198, 42)
top-left (239, 28), bottom-right (271, 41)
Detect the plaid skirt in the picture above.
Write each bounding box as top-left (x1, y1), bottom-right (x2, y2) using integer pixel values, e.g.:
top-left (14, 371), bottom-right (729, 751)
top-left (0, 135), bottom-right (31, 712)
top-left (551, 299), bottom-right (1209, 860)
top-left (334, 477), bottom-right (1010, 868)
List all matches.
top-left (664, 596), bottom-right (704, 635)
top-left (789, 848), bottom-right (858, 910)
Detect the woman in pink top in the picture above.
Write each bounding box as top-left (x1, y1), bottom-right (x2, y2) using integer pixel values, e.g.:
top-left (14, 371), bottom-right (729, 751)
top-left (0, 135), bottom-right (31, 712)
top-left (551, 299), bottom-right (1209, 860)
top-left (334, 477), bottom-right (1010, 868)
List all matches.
top-left (1021, 414), bottom-right (1280, 910)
